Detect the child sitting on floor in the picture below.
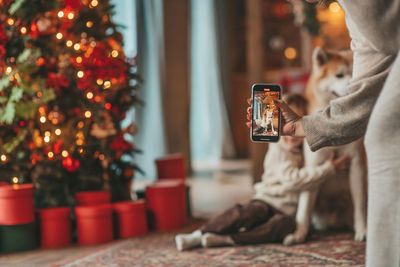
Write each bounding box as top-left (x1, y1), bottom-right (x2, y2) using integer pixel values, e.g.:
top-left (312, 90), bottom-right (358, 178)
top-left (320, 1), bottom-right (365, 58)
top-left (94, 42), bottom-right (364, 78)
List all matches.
top-left (175, 93), bottom-right (349, 251)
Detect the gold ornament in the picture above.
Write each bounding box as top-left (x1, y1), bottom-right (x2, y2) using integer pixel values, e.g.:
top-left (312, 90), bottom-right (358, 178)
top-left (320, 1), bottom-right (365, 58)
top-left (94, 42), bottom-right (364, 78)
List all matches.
top-left (90, 122), bottom-right (116, 139)
top-left (90, 113), bottom-right (116, 139)
top-left (58, 54), bottom-right (70, 70)
top-left (33, 130), bottom-right (43, 147)
top-left (36, 13), bottom-right (56, 34)
top-left (48, 109), bottom-right (65, 125)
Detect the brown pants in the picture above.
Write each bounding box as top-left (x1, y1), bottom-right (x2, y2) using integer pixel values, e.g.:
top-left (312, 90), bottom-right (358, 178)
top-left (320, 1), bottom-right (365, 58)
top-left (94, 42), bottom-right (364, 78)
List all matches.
top-left (200, 200), bottom-right (296, 244)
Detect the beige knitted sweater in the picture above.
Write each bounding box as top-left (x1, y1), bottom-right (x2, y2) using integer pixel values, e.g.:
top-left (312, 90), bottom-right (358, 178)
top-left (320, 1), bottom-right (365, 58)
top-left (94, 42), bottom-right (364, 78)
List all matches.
top-left (253, 142), bottom-right (335, 216)
top-left (302, 0), bottom-right (398, 151)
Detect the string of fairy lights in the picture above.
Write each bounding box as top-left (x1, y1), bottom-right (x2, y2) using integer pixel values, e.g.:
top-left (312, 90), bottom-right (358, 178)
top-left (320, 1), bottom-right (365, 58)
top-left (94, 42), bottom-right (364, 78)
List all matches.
top-left (1, 0), bottom-right (125, 184)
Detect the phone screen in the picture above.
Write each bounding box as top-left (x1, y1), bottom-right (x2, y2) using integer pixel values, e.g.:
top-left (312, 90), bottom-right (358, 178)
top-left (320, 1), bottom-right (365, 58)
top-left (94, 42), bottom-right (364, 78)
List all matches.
top-left (251, 84), bottom-right (281, 142)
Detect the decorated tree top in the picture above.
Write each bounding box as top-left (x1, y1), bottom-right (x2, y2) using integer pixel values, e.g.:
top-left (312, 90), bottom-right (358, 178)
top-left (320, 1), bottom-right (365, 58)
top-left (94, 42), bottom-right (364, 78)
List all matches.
top-left (0, 0), bottom-right (141, 208)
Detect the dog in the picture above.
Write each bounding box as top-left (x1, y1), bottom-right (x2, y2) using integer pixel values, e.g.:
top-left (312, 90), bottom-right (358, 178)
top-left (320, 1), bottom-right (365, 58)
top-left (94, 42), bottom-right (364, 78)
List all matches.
top-left (260, 109), bottom-right (277, 135)
top-left (283, 47), bottom-right (368, 245)
top-left (255, 105), bottom-right (277, 136)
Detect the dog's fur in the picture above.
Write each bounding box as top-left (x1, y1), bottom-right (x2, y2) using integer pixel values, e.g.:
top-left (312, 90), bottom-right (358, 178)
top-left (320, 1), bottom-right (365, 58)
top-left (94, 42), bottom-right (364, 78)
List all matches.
top-left (255, 108), bottom-right (277, 135)
top-left (283, 47), bottom-right (368, 245)
top-left (263, 109), bottom-right (277, 135)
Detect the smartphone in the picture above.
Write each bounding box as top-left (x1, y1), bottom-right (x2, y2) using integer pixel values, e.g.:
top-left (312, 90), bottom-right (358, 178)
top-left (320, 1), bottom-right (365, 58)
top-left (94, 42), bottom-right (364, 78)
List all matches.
top-left (250, 84), bottom-right (281, 142)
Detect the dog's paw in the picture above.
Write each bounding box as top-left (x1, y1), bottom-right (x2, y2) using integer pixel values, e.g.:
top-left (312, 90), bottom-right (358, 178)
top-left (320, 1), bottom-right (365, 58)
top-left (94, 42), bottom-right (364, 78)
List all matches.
top-left (354, 220), bottom-right (367, 242)
top-left (354, 229), bottom-right (366, 242)
top-left (283, 234), bottom-right (296, 246)
top-left (283, 233), bottom-right (306, 246)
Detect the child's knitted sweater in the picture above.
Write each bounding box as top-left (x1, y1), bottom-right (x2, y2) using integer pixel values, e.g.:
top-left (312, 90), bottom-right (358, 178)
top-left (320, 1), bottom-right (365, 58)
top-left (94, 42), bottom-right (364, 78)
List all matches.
top-left (253, 142), bottom-right (335, 216)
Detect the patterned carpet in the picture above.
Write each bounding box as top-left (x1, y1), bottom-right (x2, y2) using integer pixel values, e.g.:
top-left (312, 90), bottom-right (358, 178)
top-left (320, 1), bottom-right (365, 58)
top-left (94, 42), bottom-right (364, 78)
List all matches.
top-left (55, 220), bottom-right (365, 267)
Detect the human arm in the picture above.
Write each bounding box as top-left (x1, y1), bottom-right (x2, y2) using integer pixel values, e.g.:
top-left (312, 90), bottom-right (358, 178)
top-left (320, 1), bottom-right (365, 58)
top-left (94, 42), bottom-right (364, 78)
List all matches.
top-left (300, 0), bottom-right (398, 151)
top-left (301, 52), bottom-right (394, 151)
top-left (279, 153), bottom-right (349, 192)
top-left (247, 37), bottom-right (395, 152)
top-left (273, 46), bottom-right (395, 151)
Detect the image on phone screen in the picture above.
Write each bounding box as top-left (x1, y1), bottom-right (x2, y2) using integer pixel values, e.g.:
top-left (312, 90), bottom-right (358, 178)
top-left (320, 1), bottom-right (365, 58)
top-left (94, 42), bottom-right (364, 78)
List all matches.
top-left (251, 85), bottom-right (281, 142)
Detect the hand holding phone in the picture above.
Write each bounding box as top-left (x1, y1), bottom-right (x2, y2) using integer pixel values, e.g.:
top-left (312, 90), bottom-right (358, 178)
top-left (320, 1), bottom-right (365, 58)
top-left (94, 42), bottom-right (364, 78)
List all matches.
top-left (273, 99), bottom-right (305, 137)
top-left (250, 84), bottom-right (281, 142)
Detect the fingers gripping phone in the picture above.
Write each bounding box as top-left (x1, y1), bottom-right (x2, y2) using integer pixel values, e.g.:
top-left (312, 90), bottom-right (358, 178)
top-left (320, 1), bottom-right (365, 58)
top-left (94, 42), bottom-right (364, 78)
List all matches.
top-left (250, 84), bottom-right (281, 142)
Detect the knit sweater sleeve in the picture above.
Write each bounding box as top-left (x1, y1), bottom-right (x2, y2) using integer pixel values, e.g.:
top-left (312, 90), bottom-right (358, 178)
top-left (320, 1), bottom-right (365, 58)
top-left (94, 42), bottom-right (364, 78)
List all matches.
top-left (339, 0), bottom-right (400, 55)
top-left (278, 160), bottom-right (335, 192)
top-left (302, 0), bottom-right (399, 152)
top-left (302, 48), bottom-right (395, 152)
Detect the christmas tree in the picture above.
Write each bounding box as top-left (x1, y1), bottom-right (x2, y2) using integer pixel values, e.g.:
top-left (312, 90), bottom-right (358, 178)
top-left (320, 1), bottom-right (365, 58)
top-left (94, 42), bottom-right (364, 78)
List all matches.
top-left (0, 0), bottom-right (141, 208)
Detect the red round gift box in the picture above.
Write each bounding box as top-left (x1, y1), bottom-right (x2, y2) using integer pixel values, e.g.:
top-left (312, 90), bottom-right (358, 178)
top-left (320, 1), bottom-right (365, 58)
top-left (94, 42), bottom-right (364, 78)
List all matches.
top-left (155, 154), bottom-right (186, 180)
top-left (75, 204), bottom-right (113, 245)
top-left (38, 207), bottom-right (71, 248)
top-left (113, 200), bottom-right (148, 238)
top-left (75, 191), bottom-right (111, 206)
top-left (146, 179), bottom-right (186, 231)
top-left (0, 184), bottom-right (35, 225)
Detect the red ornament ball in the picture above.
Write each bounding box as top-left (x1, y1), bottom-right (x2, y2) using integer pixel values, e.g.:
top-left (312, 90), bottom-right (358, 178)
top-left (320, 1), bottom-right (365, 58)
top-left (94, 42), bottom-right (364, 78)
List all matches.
top-left (272, 2), bottom-right (291, 18)
top-left (62, 157), bottom-right (80, 172)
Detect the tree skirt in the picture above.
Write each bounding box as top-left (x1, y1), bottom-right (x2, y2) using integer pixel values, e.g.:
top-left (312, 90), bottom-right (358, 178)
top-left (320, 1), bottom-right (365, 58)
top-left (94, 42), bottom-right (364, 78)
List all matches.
top-left (56, 221), bottom-right (365, 267)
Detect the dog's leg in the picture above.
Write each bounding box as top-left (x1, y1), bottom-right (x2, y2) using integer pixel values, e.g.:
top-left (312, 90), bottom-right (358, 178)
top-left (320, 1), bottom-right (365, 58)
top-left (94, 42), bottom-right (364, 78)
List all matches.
top-left (270, 121), bottom-right (274, 133)
top-left (284, 143), bottom-right (325, 246)
top-left (349, 152), bottom-right (367, 242)
top-left (283, 189), bottom-right (319, 245)
top-left (271, 121), bottom-right (277, 135)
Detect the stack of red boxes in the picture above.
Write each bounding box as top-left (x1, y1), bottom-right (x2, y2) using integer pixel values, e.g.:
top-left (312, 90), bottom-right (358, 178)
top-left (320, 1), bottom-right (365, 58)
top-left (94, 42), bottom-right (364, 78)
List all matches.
top-left (75, 191), bottom-right (114, 245)
top-left (113, 200), bottom-right (148, 239)
top-left (146, 179), bottom-right (186, 231)
top-left (75, 190), bottom-right (148, 244)
top-left (76, 191), bottom-right (111, 206)
top-left (155, 154), bottom-right (186, 181)
top-left (146, 154), bottom-right (188, 231)
top-left (0, 154), bottom-right (189, 252)
top-left (38, 207), bottom-right (72, 248)
top-left (0, 184), bottom-right (37, 253)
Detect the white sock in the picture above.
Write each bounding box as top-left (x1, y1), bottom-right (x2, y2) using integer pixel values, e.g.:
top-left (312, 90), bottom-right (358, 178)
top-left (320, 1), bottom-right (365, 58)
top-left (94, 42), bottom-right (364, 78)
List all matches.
top-left (201, 233), bottom-right (235, 248)
top-left (175, 230), bottom-right (202, 251)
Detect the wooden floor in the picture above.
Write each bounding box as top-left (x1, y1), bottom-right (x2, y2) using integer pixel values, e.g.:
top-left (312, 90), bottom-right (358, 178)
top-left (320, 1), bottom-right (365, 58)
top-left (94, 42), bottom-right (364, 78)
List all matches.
top-left (0, 160), bottom-right (253, 267)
